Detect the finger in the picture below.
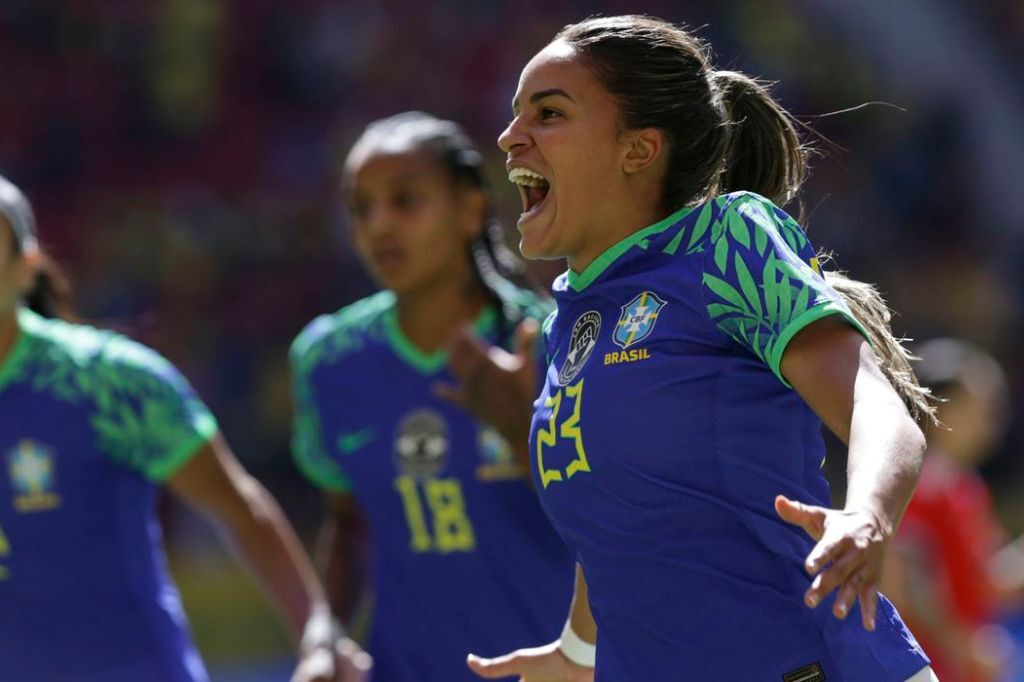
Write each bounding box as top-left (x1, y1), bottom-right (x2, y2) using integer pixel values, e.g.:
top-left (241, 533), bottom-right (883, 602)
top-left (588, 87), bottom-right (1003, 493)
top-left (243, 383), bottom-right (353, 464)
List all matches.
top-left (466, 652), bottom-right (525, 679)
top-left (858, 582), bottom-right (879, 631)
top-left (804, 534), bottom-right (854, 576)
top-left (514, 318), bottom-right (540, 360)
top-left (831, 573), bottom-right (861, 620)
top-left (774, 495), bottom-right (827, 541)
top-left (804, 545), bottom-right (862, 607)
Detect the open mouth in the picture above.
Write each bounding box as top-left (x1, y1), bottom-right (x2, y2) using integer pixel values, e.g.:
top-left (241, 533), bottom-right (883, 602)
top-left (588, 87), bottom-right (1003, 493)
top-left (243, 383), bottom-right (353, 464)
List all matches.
top-left (508, 167), bottom-right (550, 219)
top-left (371, 245), bottom-right (405, 271)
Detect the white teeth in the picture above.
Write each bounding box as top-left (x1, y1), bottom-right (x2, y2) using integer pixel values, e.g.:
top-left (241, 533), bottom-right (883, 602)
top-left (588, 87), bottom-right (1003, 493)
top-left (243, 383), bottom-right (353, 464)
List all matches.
top-left (508, 167), bottom-right (549, 187)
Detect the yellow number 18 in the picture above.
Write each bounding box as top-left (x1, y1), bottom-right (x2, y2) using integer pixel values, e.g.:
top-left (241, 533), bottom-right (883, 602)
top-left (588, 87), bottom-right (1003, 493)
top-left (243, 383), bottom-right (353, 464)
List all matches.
top-left (394, 476), bottom-right (476, 554)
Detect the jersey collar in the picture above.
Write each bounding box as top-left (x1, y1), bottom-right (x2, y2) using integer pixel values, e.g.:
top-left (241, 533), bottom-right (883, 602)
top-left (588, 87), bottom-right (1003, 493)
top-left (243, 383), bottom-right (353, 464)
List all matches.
top-left (558, 203), bottom-right (696, 294)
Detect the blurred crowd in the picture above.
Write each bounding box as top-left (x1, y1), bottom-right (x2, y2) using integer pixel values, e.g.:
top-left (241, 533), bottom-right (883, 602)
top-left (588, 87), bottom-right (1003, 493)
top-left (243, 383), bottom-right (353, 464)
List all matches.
top-left (1, 0), bottom-right (1022, 673)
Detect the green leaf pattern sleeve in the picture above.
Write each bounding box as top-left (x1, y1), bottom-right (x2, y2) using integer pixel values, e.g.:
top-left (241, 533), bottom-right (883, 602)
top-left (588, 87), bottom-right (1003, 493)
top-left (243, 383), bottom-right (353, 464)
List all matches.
top-left (289, 330), bottom-right (352, 493)
top-left (701, 193), bottom-right (870, 386)
top-left (95, 338), bottom-right (218, 481)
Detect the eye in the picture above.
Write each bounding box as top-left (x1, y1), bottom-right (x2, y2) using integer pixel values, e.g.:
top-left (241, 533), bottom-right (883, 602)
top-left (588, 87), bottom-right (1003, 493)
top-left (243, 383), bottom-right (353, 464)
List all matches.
top-left (539, 107), bottom-right (563, 121)
top-left (349, 200), bottom-right (369, 220)
top-left (394, 191), bottom-right (422, 210)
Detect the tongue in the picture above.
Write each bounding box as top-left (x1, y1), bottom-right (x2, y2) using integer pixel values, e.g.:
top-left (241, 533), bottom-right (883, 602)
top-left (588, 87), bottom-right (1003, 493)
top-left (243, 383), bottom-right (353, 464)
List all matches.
top-left (525, 184), bottom-right (549, 211)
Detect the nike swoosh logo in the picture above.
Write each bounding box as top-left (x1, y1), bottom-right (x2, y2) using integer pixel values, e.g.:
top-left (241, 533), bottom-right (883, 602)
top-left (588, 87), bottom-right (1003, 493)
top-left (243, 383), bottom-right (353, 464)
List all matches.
top-left (337, 428), bottom-right (375, 454)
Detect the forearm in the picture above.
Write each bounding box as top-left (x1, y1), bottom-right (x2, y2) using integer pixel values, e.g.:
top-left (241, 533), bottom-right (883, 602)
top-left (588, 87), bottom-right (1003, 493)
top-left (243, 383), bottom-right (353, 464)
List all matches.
top-left (844, 346), bottom-right (926, 532)
top-left (217, 476), bottom-right (327, 641)
top-left (316, 495), bottom-right (368, 625)
top-left (566, 563), bottom-right (596, 642)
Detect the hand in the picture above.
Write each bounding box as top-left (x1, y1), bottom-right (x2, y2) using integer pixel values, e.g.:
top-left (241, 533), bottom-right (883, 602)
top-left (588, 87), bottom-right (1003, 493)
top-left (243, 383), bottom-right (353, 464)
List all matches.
top-left (467, 642), bottom-right (595, 681)
top-left (291, 638), bottom-right (372, 682)
top-left (435, 318), bottom-right (540, 456)
top-left (775, 495), bottom-right (893, 631)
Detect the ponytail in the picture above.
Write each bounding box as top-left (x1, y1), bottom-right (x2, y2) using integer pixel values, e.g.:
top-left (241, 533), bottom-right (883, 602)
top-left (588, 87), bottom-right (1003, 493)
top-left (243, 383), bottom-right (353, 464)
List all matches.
top-left (712, 75), bottom-right (936, 423)
top-left (715, 73), bottom-right (936, 422)
top-left (823, 271), bottom-right (937, 424)
top-left (711, 70), bottom-right (807, 208)
top-left (470, 219), bottom-right (542, 348)
top-left (24, 251), bottom-right (74, 320)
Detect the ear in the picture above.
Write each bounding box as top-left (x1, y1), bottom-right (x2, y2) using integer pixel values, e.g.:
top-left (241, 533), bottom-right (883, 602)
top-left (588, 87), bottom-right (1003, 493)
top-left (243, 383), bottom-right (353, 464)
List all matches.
top-left (622, 128), bottom-right (664, 175)
top-left (455, 188), bottom-right (487, 239)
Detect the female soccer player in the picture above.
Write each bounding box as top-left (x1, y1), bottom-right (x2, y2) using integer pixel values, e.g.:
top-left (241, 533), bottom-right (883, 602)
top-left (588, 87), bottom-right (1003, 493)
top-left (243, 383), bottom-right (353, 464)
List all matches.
top-left (0, 174), bottom-right (369, 681)
top-left (289, 112), bottom-right (574, 681)
top-left (463, 15), bottom-right (938, 682)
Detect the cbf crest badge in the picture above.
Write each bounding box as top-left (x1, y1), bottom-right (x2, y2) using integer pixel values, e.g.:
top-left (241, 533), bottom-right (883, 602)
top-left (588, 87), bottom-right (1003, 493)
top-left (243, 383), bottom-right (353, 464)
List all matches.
top-left (557, 311), bottom-right (601, 385)
top-left (7, 440), bottom-right (61, 512)
top-left (614, 291), bottom-right (666, 349)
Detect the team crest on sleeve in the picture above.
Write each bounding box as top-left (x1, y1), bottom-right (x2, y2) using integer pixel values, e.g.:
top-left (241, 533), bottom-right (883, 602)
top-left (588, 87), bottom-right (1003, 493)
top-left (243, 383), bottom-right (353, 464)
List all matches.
top-left (614, 291), bottom-right (666, 349)
top-left (6, 440), bottom-right (61, 512)
top-left (557, 311), bottom-right (601, 386)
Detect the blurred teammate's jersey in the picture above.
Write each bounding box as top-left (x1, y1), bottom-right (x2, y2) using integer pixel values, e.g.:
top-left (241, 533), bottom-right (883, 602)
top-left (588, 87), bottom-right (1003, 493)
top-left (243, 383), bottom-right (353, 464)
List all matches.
top-left (292, 290), bottom-right (573, 682)
top-left (0, 308), bottom-right (215, 682)
top-left (532, 192), bottom-right (930, 681)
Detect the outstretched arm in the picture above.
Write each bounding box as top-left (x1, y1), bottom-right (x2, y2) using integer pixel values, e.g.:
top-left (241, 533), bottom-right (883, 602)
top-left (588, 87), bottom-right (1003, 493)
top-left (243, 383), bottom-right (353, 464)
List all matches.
top-left (168, 433), bottom-right (371, 681)
top-left (468, 563), bottom-right (595, 681)
top-left (776, 317), bottom-right (926, 630)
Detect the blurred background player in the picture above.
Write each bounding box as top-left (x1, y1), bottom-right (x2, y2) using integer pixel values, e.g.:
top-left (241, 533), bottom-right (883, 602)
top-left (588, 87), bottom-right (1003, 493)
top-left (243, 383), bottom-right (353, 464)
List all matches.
top-left (0, 174), bottom-right (370, 681)
top-left (289, 112), bottom-right (574, 681)
top-left (883, 338), bottom-right (1024, 682)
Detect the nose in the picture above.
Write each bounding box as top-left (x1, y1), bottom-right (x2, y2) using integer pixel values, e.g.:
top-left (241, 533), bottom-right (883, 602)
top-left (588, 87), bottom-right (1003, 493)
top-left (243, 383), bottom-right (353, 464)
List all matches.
top-left (359, 203), bottom-right (395, 237)
top-left (498, 116), bottom-right (530, 154)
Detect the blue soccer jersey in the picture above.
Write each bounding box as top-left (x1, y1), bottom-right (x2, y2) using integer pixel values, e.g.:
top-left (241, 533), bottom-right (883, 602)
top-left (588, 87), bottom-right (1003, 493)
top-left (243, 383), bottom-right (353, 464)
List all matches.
top-left (0, 309), bottom-right (216, 681)
top-left (533, 192), bottom-right (929, 681)
top-left (291, 290), bottom-right (574, 681)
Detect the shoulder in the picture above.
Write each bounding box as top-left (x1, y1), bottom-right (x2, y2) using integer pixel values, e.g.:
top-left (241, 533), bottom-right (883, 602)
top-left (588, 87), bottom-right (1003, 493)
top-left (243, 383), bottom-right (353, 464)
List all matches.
top-left (19, 309), bottom-right (177, 383)
top-left (19, 308), bottom-right (114, 364)
top-left (290, 291), bottom-right (394, 374)
top-left (709, 191), bottom-right (810, 254)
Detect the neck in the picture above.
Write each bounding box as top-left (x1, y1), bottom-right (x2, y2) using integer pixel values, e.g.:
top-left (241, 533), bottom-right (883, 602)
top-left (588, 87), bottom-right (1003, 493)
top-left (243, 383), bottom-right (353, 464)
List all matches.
top-left (567, 182), bottom-right (665, 274)
top-left (0, 307), bottom-right (21, 369)
top-left (394, 275), bottom-right (489, 354)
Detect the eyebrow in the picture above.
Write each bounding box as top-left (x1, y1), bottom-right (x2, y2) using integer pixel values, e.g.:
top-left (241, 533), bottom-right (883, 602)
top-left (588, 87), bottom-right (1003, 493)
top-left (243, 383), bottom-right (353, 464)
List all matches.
top-left (512, 88), bottom-right (575, 113)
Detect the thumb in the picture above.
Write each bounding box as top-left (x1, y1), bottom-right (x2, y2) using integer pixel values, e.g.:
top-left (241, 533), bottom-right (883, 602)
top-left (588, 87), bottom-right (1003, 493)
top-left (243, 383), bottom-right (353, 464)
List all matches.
top-left (514, 318), bottom-right (540, 360)
top-left (774, 495), bottom-right (826, 540)
top-left (466, 652), bottom-right (524, 679)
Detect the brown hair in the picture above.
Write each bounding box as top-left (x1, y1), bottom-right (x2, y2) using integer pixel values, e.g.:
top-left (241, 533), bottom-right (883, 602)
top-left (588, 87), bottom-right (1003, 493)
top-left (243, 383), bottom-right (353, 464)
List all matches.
top-left (24, 252), bottom-right (74, 320)
top-left (3, 214), bottom-right (74, 320)
top-left (556, 15), bottom-right (935, 422)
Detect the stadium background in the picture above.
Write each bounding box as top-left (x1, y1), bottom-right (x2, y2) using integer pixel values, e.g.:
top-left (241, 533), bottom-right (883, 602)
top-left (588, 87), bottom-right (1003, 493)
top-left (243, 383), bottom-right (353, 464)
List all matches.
top-left (1, 1), bottom-right (1022, 679)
